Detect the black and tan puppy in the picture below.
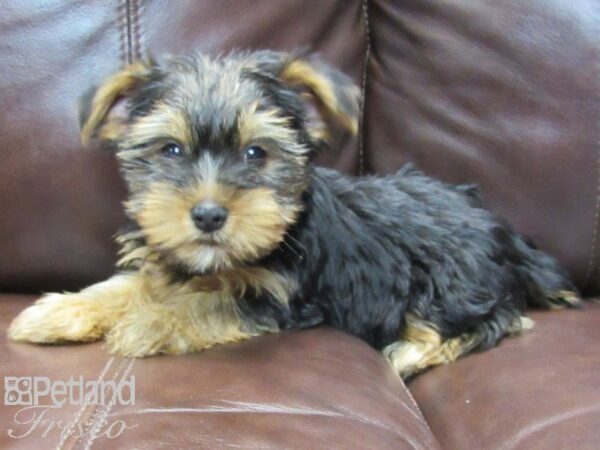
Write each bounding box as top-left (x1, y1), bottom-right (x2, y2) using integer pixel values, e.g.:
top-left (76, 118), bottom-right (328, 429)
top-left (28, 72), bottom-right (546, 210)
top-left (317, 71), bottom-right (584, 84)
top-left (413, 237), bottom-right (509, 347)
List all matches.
top-left (8, 51), bottom-right (580, 378)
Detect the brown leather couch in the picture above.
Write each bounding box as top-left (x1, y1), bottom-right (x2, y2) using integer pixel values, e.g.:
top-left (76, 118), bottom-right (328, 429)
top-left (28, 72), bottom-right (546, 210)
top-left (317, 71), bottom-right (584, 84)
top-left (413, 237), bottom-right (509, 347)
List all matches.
top-left (1, 1), bottom-right (599, 449)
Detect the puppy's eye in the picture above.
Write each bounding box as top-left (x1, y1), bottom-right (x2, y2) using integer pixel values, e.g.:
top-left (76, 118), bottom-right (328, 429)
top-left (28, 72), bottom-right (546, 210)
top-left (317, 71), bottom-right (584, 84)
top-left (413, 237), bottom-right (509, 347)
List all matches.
top-left (244, 145), bottom-right (267, 162)
top-left (161, 143), bottom-right (184, 158)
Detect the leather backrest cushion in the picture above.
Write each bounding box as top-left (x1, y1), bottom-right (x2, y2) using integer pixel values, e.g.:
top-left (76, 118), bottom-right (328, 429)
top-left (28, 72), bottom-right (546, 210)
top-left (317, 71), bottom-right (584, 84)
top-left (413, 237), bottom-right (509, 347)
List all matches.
top-left (364, 0), bottom-right (600, 294)
top-left (0, 0), bottom-right (366, 292)
top-left (1, 0), bottom-right (598, 295)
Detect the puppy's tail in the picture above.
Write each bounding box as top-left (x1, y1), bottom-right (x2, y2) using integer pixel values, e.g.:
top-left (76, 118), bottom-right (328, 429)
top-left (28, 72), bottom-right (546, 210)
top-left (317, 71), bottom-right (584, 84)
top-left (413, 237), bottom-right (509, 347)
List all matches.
top-left (512, 233), bottom-right (582, 310)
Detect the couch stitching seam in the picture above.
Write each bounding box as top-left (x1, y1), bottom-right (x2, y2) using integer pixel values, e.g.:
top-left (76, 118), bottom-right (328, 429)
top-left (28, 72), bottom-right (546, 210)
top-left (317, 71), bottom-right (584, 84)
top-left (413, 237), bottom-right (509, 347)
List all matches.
top-left (127, 0), bottom-right (133, 64)
top-left (81, 359), bottom-right (135, 450)
top-left (118, 0), bottom-right (127, 65)
top-left (131, 0), bottom-right (142, 61)
top-left (584, 80), bottom-right (600, 291)
top-left (75, 358), bottom-right (128, 449)
top-left (124, 0), bottom-right (133, 65)
top-left (55, 357), bottom-right (115, 450)
top-left (76, 358), bottom-right (128, 450)
top-left (359, 0), bottom-right (371, 176)
top-left (402, 382), bottom-right (435, 438)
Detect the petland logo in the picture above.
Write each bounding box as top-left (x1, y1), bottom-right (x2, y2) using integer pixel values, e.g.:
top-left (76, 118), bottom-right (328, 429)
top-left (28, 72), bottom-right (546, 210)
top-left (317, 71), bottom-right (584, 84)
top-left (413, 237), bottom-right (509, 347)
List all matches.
top-left (4, 376), bottom-right (135, 407)
top-left (3, 375), bottom-right (137, 441)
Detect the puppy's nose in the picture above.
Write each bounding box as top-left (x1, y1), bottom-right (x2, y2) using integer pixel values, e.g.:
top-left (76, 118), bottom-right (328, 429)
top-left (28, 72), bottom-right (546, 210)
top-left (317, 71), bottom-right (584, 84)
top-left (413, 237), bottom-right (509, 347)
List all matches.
top-left (190, 203), bottom-right (229, 232)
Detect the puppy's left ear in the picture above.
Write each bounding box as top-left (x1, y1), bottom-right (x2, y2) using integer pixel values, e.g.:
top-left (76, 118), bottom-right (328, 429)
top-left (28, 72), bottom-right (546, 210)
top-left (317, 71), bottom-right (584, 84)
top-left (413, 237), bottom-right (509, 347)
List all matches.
top-left (79, 60), bottom-right (156, 145)
top-left (278, 55), bottom-right (361, 137)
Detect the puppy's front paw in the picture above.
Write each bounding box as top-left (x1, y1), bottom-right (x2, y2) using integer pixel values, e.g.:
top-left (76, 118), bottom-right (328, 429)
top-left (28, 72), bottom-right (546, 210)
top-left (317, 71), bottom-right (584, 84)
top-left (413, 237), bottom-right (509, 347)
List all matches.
top-left (8, 293), bottom-right (106, 344)
top-left (105, 307), bottom-right (194, 357)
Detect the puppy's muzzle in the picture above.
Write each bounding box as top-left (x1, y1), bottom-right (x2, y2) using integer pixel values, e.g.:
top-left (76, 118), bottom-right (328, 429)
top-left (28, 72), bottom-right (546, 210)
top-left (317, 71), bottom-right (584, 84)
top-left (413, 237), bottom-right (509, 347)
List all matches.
top-left (191, 202), bottom-right (228, 232)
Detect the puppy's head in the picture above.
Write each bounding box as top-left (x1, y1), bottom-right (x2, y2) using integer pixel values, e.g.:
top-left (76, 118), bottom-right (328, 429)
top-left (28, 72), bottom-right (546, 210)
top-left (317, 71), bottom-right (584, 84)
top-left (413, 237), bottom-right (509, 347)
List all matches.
top-left (80, 51), bottom-right (359, 274)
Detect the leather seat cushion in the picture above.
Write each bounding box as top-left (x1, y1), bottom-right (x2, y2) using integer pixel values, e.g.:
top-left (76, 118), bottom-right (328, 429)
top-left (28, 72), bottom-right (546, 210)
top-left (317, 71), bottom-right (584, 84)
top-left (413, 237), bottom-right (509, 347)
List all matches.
top-left (0, 295), bottom-right (439, 450)
top-left (409, 300), bottom-right (600, 450)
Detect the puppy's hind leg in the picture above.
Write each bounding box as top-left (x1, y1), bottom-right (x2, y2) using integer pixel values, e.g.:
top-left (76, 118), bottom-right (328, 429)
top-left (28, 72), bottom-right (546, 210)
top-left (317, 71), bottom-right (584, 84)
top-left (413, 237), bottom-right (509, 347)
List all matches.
top-left (383, 314), bottom-right (481, 379)
top-left (8, 272), bottom-right (145, 344)
top-left (383, 312), bottom-right (534, 379)
top-left (542, 290), bottom-right (582, 310)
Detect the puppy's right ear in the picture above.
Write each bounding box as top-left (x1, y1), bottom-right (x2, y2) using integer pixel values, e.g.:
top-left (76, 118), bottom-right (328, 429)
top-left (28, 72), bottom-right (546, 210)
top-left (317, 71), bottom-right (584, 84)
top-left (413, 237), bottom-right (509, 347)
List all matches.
top-left (79, 61), bottom-right (155, 146)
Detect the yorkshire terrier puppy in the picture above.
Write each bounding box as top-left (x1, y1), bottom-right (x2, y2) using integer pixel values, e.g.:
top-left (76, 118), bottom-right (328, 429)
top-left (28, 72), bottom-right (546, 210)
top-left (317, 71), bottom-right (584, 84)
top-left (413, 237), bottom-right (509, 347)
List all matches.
top-left (8, 50), bottom-right (580, 378)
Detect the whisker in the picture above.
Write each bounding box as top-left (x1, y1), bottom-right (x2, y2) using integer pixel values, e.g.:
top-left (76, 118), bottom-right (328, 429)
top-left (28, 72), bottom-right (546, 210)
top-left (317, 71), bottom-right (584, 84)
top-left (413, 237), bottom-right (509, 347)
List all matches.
top-left (285, 234), bottom-right (308, 254)
top-left (282, 239), bottom-right (303, 261)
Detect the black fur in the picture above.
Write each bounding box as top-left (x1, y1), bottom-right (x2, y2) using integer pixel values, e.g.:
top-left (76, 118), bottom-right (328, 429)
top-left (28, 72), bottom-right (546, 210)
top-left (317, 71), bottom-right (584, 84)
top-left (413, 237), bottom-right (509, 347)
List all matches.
top-left (248, 164), bottom-right (576, 351)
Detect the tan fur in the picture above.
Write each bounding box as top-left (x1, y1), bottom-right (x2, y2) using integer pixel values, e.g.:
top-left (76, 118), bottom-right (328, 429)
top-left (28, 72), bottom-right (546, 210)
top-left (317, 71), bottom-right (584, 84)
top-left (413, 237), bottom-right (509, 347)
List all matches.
top-left (280, 59), bottom-right (359, 134)
top-left (226, 186), bottom-right (300, 261)
top-left (238, 103), bottom-right (308, 155)
top-left (97, 121), bottom-right (125, 142)
top-left (187, 266), bottom-right (296, 306)
top-left (8, 273), bottom-right (145, 344)
top-left (133, 179), bottom-right (300, 273)
top-left (80, 61), bottom-right (152, 144)
top-left (383, 314), bottom-right (480, 379)
top-left (103, 273), bottom-right (254, 357)
top-left (121, 102), bottom-right (193, 151)
top-left (384, 313), bottom-right (535, 378)
top-left (547, 290), bottom-right (582, 309)
top-left (116, 240), bottom-right (153, 268)
top-left (8, 265), bottom-right (288, 357)
top-left (508, 315), bottom-right (535, 333)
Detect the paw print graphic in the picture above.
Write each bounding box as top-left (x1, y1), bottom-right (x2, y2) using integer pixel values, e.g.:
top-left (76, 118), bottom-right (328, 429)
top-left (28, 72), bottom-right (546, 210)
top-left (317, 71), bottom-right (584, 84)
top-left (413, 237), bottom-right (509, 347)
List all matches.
top-left (4, 377), bottom-right (33, 406)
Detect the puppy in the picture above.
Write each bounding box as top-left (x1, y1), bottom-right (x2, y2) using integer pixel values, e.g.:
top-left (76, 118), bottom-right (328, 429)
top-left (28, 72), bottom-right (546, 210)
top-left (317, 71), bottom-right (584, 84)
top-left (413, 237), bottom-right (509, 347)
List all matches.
top-left (8, 50), bottom-right (580, 378)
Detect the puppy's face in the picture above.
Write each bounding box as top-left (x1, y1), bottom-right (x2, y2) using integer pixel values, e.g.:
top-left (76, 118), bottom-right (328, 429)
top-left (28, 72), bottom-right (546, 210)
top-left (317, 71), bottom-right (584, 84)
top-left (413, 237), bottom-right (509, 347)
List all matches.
top-left (80, 51), bottom-right (359, 274)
